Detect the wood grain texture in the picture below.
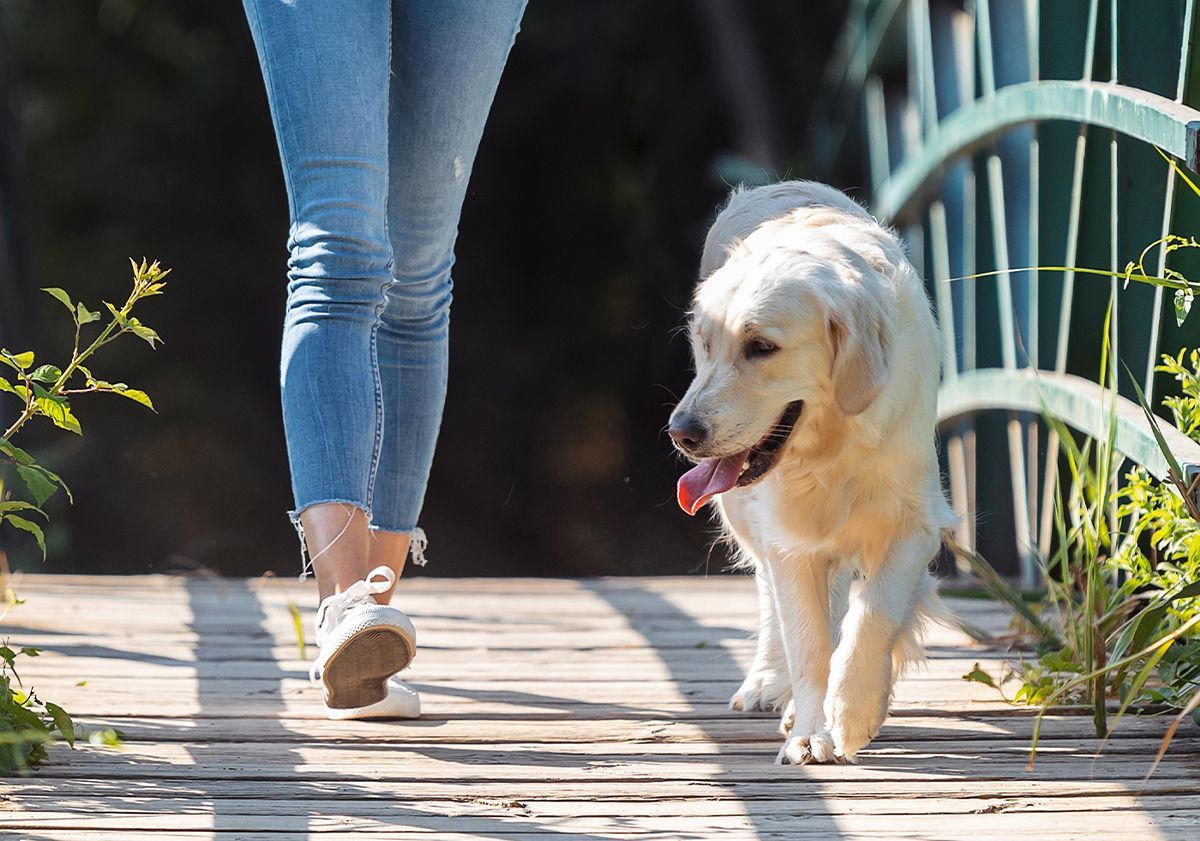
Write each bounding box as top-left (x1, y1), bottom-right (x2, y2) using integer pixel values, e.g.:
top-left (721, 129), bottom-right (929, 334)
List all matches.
top-left (1, 573), bottom-right (1196, 840)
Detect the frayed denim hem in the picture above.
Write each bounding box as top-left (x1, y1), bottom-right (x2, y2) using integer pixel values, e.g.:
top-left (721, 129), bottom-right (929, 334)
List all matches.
top-left (369, 524), bottom-right (429, 568)
top-left (287, 502), bottom-right (429, 578)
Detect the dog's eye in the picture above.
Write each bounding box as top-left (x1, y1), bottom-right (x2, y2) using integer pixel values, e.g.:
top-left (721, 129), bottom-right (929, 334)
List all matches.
top-left (745, 338), bottom-right (779, 359)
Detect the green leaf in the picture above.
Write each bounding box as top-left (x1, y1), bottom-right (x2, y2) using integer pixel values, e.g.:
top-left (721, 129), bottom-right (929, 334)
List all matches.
top-left (32, 394), bottom-right (81, 435)
top-left (87, 728), bottom-right (123, 748)
top-left (114, 388), bottom-right (154, 411)
top-left (3, 460), bottom-right (71, 506)
top-left (75, 303), bottom-right (101, 325)
top-left (14, 466), bottom-right (56, 507)
top-left (28, 365), bottom-right (62, 385)
top-left (0, 439), bottom-right (36, 466)
top-left (0, 351), bottom-right (34, 371)
top-left (124, 318), bottom-right (161, 348)
top-left (1175, 289), bottom-right (1194, 327)
top-left (5, 515), bottom-right (46, 559)
top-left (1115, 580), bottom-right (1200, 660)
top-left (0, 500), bottom-right (42, 515)
top-left (40, 287), bottom-right (73, 314)
top-left (43, 703), bottom-right (74, 747)
top-left (962, 663), bottom-right (999, 690)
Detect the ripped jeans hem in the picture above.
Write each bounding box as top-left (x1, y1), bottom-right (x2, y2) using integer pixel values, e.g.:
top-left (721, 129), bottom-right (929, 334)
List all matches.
top-left (287, 501), bottom-right (429, 579)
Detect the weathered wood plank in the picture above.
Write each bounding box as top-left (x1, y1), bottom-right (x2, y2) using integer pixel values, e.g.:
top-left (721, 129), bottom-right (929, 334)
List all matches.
top-left (25, 742), bottom-right (1200, 783)
top-left (10, 776), bottom-right (1200, 802)
top-left (0, 810), bottom-right (1196, 839)
top-left (28, 713), bottom-right (1180, 744)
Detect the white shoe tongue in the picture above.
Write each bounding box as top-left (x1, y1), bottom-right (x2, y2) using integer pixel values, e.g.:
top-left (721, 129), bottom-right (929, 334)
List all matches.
top-left (676, 452), bottom-right (748, 516)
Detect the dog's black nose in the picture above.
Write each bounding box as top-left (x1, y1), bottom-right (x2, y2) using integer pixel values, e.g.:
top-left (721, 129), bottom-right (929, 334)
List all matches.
top-left (668, 415), bottom-right (709, 452)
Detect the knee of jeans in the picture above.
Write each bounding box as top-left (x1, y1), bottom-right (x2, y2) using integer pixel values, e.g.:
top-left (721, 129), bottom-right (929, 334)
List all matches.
top-left (382, 262), bottom-right (454, 330)
top-left (287, 220), bottom-right (392, 289)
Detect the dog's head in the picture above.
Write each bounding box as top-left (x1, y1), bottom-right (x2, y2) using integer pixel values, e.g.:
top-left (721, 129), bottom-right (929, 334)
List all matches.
top-left (670, 217), bottom-right (894, 516)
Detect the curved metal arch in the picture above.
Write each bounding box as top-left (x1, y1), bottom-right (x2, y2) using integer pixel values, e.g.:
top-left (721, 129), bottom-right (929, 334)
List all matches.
top-left (875, 80), bottom-right (1200, 224)
top-left (811, 0), bottom-right (905, 173)
top-left (938, 368), bottom-right (1200, 487)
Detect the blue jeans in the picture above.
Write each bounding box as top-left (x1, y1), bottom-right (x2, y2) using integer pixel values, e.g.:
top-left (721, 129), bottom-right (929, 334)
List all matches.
top-left (243, 0), bottom-right (525, 566)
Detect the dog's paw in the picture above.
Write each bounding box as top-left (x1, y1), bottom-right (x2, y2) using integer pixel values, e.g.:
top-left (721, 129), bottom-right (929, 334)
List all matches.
top-left (775, 730), bottom-right (836, 765)
top-left (824, 656), bottom-right (890, 761)
top-left (730, 669), bottom-right (791, 712)
top-left (825, 693), bottom-right (883, 761)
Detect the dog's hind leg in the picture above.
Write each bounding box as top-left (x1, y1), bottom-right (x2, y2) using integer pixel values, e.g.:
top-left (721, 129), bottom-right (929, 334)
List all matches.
top-left (730, 559), bottom-right (792, 712)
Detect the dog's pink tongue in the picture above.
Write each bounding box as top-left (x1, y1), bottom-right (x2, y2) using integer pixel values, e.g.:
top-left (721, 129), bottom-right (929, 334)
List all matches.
top-left (677, 453), bottom-right (747, 516)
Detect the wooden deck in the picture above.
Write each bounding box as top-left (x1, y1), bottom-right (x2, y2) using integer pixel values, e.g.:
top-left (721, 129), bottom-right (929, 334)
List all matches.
top-left (2, 574), bottom-right (1199, 840)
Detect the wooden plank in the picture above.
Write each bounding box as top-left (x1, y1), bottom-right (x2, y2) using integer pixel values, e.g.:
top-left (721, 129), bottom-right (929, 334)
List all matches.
top-left (0, 810), bottom-right (1197, 839)
top-left (7, 676), bottom-right (1023, 717)
top-left (25, 741), bottom-right (1200, 783)
top-left (11, 776), bottom-right (1200, 802)
top-left (11, 653), bottom-right (1025, 682)
top-left (5, 799), bottom-right (1200, 829)
top-left (31, 713), bottom-right (1182, 744)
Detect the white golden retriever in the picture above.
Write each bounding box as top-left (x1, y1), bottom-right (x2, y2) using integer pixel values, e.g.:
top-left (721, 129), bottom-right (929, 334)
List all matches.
top-left (669, 181), bottom-right (954, 764)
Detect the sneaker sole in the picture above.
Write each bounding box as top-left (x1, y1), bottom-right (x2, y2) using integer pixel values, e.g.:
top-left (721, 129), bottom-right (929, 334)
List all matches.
top-left (321, 626), bottom-right (415, 710)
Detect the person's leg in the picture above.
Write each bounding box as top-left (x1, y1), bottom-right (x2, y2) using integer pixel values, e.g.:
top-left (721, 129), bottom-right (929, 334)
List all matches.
top-left (367, 0), bottom-right (526, 598)
top-left (242, 0), bottom-right (393, 602)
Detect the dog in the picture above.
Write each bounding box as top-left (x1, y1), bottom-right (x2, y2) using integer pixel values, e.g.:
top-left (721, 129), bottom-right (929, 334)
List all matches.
top-left (669, 180), bottom-right (954, 764)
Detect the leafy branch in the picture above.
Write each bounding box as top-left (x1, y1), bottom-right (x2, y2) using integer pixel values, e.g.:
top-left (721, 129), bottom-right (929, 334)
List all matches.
top-left (0, 258), bottom-right (167, 557)
top-left (0, 258), bottom-right (166, 774)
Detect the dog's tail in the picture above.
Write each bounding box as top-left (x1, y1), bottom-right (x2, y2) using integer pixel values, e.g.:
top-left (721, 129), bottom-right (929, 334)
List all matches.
top-left (892, 570), bottom-right (956, 679)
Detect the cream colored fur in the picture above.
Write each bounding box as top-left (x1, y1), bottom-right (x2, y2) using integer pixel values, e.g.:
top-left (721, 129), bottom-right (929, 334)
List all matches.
top-left (674, 181), bottom-right (955, 764)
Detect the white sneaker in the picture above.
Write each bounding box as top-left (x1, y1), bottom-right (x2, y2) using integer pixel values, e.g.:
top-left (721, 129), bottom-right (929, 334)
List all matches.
top-left (325, 675), bottom-right (421, 720)
top-left (309, 566), bottom-right (416, 710)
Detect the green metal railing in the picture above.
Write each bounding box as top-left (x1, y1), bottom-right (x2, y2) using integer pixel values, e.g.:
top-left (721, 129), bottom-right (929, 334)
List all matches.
top-left (816, 0), bottom-right (1200, 586)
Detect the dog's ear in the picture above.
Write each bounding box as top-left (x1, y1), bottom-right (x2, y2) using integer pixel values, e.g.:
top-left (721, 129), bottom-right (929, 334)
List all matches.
top-left (828, 291), bottom-right (889, 416)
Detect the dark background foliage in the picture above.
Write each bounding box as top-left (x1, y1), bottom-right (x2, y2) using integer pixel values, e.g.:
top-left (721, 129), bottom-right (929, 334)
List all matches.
top-left (1, 1), bottom-right (847, 577)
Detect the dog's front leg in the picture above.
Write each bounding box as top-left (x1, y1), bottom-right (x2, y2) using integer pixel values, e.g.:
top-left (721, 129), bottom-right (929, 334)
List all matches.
top-left (767, 556), bottom-right (836, 765)
top-left (731, 560), bottom-right (792, 712)
top-left (824, 531), bottom-right (939, 761)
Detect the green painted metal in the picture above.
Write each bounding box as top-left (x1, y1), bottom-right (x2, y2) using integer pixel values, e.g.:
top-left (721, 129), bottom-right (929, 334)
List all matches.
top-left (938, 368), bottom-right (1200, 485)
top-left (874, 80), bottom-right (1200, 224)
top-left (813, 0), bottom-right (905, 175)
top-left (1146, 0), bottom-right (1197, 402)
top-left (822, 0), bottom-right (1199, 577)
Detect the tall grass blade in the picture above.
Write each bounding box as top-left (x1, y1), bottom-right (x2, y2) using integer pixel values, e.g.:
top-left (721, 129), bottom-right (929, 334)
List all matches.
top-left (1154, 145), bottom-right (1200, 200)
top-left (1099, 636), bottom-right (1175, 754)
top-left (943, 536), bottom-right (1059, 644)
top-left (1124, 361), bottom-right (1187, 480)
top-left (1146, 685), bottom-right (1200, 780)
